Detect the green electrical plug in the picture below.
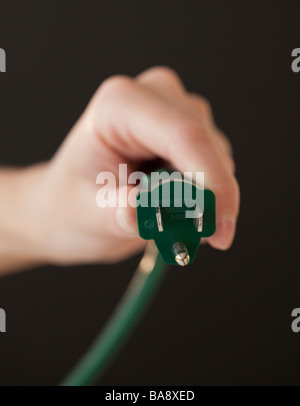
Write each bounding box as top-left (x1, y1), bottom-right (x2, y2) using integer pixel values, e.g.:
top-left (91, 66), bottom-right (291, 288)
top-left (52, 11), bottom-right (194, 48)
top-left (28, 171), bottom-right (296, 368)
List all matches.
top-left (136, 170), bottom-right (216, 266)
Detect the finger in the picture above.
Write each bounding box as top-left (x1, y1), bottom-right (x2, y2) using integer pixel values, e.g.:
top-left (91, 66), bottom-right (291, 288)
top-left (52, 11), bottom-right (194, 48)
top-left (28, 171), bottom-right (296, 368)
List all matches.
top-left (188, 93), bottom-right (233, 154)
top-left (96, 183), bottom-right (139, 238)
top-left (93, 182), bottom-right (146, 257)
top-left (212, 128), bottom-right (235, 173)
top-left (213, 128), bottom-right (234, 157)
top-left (115, 185), bottom-right (139, 236)
top-left (188, 94), bottom-right (235, 174)
top-left (137, 66), bottom-right (187, 105)
top-left (138, 70), bottom-right (235, 174)
top-left (188, 92), bottom-right (215, 128)
top-left (88, 75), bottom-right (240, 249)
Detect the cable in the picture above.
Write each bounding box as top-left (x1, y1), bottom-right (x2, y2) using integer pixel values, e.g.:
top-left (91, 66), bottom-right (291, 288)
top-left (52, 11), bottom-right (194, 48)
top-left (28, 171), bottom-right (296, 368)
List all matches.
top-left (61, 241), bottom-right (167, 386)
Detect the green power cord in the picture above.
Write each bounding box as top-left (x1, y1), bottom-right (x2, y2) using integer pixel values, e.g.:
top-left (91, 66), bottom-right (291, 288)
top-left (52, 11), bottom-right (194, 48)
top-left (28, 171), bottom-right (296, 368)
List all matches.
top-left (62, 171), bottom-right (216, 386)
top-left (61, 242), bottom-right (167, 386)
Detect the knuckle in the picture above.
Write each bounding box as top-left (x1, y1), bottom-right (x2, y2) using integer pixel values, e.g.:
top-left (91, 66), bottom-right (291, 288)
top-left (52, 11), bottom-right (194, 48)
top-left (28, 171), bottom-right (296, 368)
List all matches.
top-left (226, 156), bottom-right (236, 174)
top-left (174, 121), bottom-right (209, 145)
top-left (141, 66), bottom-right (182, 86)
top-left (168, 121), bottom-right (211, 157)
top-left (190, 94), bottom-right (212, 116)
top-left (215, 176), bottom-right (240, 211)
top-left (215, 129), bottom-right (233, 153)
top-left (197, 95), bottom-right (211, 111)
top-left (98, 75), bottom-right (134, 99)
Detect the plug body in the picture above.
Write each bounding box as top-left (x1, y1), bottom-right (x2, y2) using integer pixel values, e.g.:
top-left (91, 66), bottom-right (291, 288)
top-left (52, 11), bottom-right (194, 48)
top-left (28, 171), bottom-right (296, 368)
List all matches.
top-left (136, 170), bottom-right (216, 266)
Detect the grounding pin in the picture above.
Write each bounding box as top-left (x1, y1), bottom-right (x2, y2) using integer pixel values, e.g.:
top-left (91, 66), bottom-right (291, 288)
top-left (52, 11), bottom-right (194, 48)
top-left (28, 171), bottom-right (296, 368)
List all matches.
top-left (173, 241), bottom-right (190, 266)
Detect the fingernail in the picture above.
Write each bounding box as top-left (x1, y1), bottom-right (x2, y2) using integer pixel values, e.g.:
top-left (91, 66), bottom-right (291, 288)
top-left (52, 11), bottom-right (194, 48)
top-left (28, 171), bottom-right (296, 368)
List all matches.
top-left (116, 207), bottom-right (138, 236)
top-left (210, 217), bottom-right (236, 250)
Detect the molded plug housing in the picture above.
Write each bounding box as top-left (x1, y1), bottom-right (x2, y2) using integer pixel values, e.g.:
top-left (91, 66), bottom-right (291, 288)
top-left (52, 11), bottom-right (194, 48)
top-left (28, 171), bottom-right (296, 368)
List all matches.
top-left (136, 170), bottom-right (216, 266)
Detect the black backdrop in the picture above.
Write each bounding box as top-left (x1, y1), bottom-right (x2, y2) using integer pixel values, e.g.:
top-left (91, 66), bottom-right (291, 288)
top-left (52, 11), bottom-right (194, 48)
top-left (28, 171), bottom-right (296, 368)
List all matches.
top-left (0, 1), bottom-right (299, 386)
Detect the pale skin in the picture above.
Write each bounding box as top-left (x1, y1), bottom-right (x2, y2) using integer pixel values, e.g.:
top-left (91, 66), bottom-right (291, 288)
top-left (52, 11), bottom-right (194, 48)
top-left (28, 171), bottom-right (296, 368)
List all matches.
top-left (0, 67), bottom-right (240, 275)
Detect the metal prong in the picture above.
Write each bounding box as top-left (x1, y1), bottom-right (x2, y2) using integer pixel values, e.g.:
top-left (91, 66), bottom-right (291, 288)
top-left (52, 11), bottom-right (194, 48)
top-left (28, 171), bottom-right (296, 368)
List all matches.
top-left (173, 242), bottom-right (190, 266)
top-left (193, 206), bottom-right (203, 232)
top-left (156, 206), bottom-right (163, 232)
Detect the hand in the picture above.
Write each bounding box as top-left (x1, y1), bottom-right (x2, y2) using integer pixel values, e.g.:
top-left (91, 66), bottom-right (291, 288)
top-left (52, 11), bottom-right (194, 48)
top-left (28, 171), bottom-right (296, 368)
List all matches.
top-left (0, 67), bottom-right (240, 270)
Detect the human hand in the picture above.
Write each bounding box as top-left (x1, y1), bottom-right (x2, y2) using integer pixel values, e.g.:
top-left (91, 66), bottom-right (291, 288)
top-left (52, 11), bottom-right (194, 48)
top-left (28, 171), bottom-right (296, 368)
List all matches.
top-left (14, 67), bottom-right (240, 267)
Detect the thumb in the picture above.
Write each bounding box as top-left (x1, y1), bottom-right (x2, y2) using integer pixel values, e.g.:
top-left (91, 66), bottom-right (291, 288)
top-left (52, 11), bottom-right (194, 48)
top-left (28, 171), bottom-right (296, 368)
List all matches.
top-left (115, 185), bottom-right (139, 237)
top-left (116, 206), bottom-right (138, 236)
top-left (96, 179), bottom-right (139, 238)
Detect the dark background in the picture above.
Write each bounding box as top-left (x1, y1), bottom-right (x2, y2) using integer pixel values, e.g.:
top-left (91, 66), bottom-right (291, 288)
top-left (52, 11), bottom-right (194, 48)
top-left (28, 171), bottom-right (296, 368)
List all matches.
top-left (0, 0), bottom-right (299, 386)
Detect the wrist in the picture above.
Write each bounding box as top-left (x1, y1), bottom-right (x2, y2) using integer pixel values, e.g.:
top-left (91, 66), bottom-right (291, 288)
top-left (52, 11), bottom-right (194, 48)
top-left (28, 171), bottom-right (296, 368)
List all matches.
top-left (0, 163), bottom-right (50, 272)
